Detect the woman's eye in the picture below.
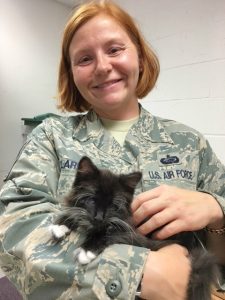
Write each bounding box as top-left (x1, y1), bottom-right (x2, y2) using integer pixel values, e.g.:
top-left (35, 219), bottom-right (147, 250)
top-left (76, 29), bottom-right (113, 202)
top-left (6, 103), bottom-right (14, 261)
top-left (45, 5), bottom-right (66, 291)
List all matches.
top-left (109, 46), bottom-right (124, 55)
top-left (78, 56), bottom-right (92, 65)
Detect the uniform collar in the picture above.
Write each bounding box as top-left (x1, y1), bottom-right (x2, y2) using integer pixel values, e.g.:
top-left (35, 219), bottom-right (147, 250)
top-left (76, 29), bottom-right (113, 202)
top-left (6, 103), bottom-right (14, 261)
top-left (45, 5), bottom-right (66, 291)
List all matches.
top-left (130, 105), bottom-right (174, 145)
top-left (73, 110), bottom-right (123, 159)
top-left (72, 110), bottom-right (103, 141)
top-left (72, 104), bottom-right (174, 145)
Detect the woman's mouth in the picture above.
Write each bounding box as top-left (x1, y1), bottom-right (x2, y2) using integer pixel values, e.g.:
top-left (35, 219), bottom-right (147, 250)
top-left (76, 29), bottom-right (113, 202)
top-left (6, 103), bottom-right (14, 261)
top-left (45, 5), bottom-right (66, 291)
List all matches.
top-left (93, 79), bottom-right (122, 89)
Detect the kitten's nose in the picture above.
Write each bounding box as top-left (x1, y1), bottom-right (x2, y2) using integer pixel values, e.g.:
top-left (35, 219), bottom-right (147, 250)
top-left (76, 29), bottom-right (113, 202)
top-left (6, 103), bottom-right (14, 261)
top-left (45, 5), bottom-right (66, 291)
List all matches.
top-left (94, 210), bottom-right (103, 222)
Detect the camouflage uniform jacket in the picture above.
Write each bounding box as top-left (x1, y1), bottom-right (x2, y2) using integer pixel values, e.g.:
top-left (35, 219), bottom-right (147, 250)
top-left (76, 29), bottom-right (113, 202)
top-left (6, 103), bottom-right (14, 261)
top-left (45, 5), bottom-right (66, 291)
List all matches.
top-left (0, 105), bottom-right (224, 300)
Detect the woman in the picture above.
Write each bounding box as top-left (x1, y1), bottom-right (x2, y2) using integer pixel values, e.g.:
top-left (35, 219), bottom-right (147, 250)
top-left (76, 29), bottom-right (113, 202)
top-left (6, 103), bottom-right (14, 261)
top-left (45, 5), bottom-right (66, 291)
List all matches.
top-left (0, 1), bottom-right (224, 299)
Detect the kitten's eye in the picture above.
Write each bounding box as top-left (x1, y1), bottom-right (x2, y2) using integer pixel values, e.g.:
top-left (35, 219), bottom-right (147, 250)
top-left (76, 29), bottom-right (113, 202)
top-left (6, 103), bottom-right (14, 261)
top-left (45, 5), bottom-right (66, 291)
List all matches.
top-left (111, 203), bottom-right (120, 212)
top-left (85, 198), bottom-right (95, 208)
top-left (84, 198), bottom-right (96, 219)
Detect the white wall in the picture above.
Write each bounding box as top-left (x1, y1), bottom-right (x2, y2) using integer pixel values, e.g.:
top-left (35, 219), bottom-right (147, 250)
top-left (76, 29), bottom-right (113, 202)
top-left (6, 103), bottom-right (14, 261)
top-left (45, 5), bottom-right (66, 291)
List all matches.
top-left (0, 0), bottom-right (71, 186)
top-left (117, 0), bottom-right (225, 164)
top-left (0, 0), bottom-right (225, 189)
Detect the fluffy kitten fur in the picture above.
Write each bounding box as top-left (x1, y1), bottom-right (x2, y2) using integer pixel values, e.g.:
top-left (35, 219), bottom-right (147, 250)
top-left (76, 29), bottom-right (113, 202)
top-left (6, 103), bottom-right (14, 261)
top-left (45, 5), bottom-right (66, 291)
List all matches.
top-left (52, 156), bottom-right (218, 300)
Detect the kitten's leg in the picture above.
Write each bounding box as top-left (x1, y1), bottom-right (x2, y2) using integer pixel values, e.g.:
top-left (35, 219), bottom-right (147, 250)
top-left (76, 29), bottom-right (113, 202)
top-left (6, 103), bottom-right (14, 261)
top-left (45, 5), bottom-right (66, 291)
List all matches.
top-left (74, 248), bottom-right (97, 265)
top-left (50, 224), bottom-right (71, 239)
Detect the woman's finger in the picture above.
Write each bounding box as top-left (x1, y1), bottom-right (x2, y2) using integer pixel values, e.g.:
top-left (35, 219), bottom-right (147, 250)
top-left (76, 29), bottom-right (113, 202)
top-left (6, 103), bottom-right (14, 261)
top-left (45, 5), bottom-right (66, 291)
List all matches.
top-left (152, 219), bottom-right (187, 240)
top-left (131, 186), bottom-right (161, 211)
top-left (132, 197), bottom-right (166, 226)
top-left (136, 208), bottom-right (176, 235)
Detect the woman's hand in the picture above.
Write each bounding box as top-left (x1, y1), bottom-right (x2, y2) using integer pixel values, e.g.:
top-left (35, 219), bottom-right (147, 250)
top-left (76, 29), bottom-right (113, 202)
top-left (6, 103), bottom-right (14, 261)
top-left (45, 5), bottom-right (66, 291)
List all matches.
top-left (141, 244), bottom-right (191, 300)
top-left (132, 184), bottom-right (224, 239)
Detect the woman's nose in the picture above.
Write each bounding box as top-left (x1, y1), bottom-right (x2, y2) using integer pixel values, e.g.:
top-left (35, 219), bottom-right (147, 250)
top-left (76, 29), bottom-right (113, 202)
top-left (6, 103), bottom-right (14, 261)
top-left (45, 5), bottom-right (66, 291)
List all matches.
top-left (95, 54), bottom-right (112, 75)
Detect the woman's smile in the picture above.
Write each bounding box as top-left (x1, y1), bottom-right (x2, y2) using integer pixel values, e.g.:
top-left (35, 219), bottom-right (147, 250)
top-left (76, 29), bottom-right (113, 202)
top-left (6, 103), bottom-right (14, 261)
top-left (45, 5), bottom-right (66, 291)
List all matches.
top-left (92, 78), bottom-right (123, 90)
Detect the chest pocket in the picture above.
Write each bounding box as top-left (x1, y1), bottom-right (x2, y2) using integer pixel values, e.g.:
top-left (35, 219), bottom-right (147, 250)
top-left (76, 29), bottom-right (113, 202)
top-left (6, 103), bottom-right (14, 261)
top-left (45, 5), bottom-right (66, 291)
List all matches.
top-left (56, 157), bottom-right (80, 202)
top-left (141, 150), bottom-right (200, 191)
top-left (57, 168), bottom-right (77, 202)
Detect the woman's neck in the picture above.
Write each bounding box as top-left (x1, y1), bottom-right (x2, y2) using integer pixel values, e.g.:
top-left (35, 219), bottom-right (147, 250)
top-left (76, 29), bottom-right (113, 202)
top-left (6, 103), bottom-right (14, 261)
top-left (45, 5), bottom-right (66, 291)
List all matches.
top-left (93, 101), bottom-right (140, 121)
top-left (100, 116), bottom-right (139, 146)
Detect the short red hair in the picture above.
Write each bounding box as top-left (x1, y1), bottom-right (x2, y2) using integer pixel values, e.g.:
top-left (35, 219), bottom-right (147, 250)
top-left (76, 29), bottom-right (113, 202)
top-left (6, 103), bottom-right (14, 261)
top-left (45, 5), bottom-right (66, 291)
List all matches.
top-left (57, 0), bottom-right (160, 112)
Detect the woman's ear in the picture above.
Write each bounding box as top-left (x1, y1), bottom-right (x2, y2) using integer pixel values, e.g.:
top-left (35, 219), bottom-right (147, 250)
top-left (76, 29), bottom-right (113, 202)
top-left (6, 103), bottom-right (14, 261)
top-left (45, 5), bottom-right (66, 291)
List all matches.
top-left (138, 55), bottom-right (143, 73)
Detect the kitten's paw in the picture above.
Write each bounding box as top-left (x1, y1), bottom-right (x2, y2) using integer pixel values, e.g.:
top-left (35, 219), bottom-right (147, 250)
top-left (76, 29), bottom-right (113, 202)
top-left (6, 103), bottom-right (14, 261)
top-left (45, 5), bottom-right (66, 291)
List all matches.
top-left (74, 248), bottom-right (96, 265)
top-left (50, 224), bottom-right (70, 240)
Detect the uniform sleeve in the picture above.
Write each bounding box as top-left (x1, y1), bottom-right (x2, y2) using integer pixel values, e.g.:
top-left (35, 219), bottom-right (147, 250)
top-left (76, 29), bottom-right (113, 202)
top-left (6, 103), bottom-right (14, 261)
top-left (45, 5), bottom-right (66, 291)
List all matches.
top-left (197, 136), bottom-right (225, 214)
top-left (0, 119), bottom-right (149, 300)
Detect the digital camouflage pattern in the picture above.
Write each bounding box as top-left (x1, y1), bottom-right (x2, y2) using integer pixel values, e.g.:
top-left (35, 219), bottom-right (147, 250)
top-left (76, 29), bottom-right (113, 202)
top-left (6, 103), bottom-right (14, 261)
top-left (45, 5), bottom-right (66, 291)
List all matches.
top-left (0, 105), bottom-right (224, 299)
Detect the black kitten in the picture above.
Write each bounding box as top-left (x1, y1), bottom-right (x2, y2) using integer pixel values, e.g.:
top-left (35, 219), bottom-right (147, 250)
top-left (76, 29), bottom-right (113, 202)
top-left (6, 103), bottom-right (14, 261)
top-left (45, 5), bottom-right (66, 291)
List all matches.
top-left (52, 156), bottom-right (218, 300)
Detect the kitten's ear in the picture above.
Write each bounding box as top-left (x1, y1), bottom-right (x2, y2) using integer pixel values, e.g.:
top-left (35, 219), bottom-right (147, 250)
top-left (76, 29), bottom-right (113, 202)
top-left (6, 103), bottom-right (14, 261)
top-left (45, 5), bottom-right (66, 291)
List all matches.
top-left (120, 172), bottom-right (142, 191)
top-left (77, 156), bottom-right (99, 176)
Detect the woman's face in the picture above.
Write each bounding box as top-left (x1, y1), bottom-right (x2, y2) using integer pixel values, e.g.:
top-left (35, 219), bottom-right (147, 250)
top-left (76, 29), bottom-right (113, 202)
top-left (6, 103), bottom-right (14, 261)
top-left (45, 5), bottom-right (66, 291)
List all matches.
top-left (69, 14), bottom-right (141, 119)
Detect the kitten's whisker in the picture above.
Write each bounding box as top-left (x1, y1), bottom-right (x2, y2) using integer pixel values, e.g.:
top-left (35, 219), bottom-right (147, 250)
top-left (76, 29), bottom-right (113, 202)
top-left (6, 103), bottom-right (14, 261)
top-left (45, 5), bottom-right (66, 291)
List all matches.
top-left (108, 218), bottom-right (137, 243)
top-left (58, 207), bottom-right (92, 230)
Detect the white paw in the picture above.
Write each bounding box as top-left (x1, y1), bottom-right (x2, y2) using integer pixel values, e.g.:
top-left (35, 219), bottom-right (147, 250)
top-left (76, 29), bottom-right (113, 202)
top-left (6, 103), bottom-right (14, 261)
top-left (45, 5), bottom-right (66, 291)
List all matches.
top-left (74, 248), bottom-right (96, 265)
top-left (50, 224), bottom-right (70, 239)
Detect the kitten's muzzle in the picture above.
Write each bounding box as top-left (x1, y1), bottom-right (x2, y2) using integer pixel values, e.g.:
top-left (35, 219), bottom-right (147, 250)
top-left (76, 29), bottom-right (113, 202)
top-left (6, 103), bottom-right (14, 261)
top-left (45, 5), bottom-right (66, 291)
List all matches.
top-left (94, 210), bottom-right (104, 222)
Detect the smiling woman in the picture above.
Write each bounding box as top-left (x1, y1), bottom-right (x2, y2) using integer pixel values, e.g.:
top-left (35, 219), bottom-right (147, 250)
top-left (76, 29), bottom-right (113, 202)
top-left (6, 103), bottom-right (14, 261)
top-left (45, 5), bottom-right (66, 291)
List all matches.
top-left (0, 1), bottom-right (224, 300)
top-left (69, 14), bottom-right (141, 120)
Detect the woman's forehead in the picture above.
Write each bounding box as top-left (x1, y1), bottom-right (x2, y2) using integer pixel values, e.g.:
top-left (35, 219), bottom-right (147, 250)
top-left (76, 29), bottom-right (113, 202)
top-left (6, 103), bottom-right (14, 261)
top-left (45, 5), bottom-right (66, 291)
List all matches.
top-left (74, 14), bottom-right (129, 40)
top-left (69, 15), bottom-right (132, 53)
